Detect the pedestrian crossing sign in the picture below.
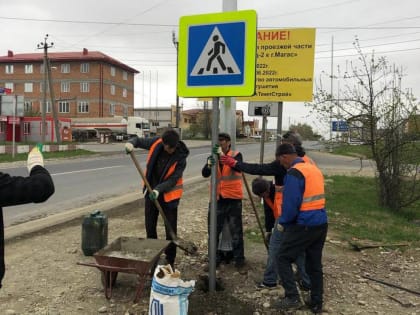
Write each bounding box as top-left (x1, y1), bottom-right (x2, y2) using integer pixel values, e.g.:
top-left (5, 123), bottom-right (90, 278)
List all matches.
top-left (178, 10), bottom-right (257, 97)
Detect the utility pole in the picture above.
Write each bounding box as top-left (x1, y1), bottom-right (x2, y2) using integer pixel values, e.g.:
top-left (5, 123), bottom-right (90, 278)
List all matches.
top-left (37, 34), bottom-right (61, 143)
top-left (46, 51), bottom-right (61, 143)
top-left (172, 31), bottom-right (180, 131)
top-left (329, 36), bottom-right (334, 152)
top-left (37, 35), bottom-right (53, 144)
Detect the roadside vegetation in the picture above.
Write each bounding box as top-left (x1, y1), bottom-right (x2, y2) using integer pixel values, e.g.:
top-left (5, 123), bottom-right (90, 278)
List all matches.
top-left (331, 141), bottom-right (420, 164)
top-left (247, 175), bottom-right (420, 247)
top-left (0, 149), bottom-right (95, 163)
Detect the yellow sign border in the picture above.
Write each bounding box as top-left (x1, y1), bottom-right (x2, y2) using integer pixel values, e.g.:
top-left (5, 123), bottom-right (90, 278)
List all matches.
top-left (178, 10), bottom-right (257, 97)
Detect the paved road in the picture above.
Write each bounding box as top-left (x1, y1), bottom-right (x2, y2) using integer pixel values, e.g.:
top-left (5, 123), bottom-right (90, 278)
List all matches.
top-left (3, 139), bottom-right (375, 238)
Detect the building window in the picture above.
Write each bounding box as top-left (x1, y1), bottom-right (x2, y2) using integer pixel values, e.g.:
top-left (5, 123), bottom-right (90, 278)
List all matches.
top-left (23, 122), bottom-right (31, 135)
top-left (0, 122), bottom-right (6, 133)
top-left (78, 101), bottom-right (89, 113)
top-left (80, 82), bottom-right (89, 92)
top-left (123, 71), bottom-right (128, 80)
top-left (24, 101), bottom-right (33, 112)
top-left (110, 85), bottom-right (115, 95)
top-left (40, 101), bottom-right (51, 113)
top-left (122, 88), bottom-right (127, 98)
top-left (5, 82), bottom-right (13, 92)
top-left (24, 83), bottom-right (33, 93)
top-left (110, 66), bottom-right (116, 76)
top-left (110, 103), bottom-right (115, 115)
top-left (152, 121), bottom-right (160, 127)
top-left (80, 63), bottom-right (89, 73)
top-left (25, 64), bottom-right (33, 74)
top-left (61, 64), bottom-right (70, 73)
top-left (61, 81), bottom-right (70, 92)
top-left (59, 101), bottom-right (70, 113)
top-left (5, 65), bottom-right (13, 74)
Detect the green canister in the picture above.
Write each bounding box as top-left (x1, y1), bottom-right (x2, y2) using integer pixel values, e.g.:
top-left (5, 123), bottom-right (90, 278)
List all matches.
top-left (81, 210), bottom-right (108, 256)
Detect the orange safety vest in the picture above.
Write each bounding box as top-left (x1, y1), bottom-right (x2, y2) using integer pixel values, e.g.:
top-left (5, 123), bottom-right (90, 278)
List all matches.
top-left (216, 150), bottom-right (243, 200)
top-left (302, 155), bottom-right (316, 166)
top-left (292, 162), bottom-right (325, 211)
top-left (264, 194), bottom-right (280, 219)
top-left (273, 185), bottom-right (283, 218)
top-left (145, 138), bottom-right (183, 202)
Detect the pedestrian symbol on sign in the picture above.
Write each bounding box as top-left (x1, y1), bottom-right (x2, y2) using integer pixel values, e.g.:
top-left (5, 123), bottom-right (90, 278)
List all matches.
top-left (190, 27), bottom-right (241, 76)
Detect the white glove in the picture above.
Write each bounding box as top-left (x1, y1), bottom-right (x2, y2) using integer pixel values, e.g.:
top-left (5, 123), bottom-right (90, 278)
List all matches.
top-left (149, 189), bottom-right (159, 200)
top-left (218, 146), bottom-right (224, 156)
top-left (125, 142), bottom-right (134, 154)
top-left (27, 145), bottom-right (44, 173)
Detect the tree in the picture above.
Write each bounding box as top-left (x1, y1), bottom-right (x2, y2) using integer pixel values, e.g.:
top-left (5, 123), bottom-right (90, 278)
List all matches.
top-left (288, 123), bottom-right (322, 140)
top-left (306, 37), bottom-right (419, 211)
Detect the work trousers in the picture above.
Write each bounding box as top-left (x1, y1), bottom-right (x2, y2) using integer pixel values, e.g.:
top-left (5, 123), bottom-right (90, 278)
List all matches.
top-left (145, 198), bottom-right (178, 266)
top-left (208, 198), bottom-right (244, 264)
top-left (276, 223), bottom-right (328, 305)
top-left (264, 217), bottom-right (310, 288)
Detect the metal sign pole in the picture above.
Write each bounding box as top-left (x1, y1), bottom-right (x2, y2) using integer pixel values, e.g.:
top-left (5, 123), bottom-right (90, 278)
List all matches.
top-left (12, 95), bottom-right (17, 159)
top-left (276, 101), bottom-right (283, 147)
top-left (259, 114), bottom-right (267, 165)
top-left (209, 96), bottom-right (220, 292)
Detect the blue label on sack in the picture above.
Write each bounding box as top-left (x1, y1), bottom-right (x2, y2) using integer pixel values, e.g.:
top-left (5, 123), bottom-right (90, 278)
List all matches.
top-left (152, 279), bottom-right (194, 296)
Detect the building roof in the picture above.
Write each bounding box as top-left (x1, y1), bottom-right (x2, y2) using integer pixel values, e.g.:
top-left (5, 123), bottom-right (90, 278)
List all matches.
top-left (0, 49), bottom-right (139, 74)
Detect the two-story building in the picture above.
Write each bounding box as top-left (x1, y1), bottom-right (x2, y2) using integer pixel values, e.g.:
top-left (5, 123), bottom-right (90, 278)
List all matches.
top-left (0, 49), bottom-right (139, 142)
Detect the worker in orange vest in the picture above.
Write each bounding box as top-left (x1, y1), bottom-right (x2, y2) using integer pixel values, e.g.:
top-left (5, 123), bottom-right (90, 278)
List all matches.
top-left (274, 143), bottom-right (328, 314)
top-left (251, 178), bottom-right (310, 290)
top-left (125, 129), bottom-right (189, 268)
top-left (202, 132), bottom-right (246, 270)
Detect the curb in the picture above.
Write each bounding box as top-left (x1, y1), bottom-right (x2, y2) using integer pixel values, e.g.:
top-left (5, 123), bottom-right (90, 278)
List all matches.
top-left (4, 175), bottom-right (206, 242)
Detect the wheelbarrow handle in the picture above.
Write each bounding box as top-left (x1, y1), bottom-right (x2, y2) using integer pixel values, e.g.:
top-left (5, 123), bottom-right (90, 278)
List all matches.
top-left (77, 262), bottom-right (137, 272)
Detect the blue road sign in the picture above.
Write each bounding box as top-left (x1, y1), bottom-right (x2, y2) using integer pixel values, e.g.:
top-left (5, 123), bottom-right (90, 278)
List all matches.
top-left (332, 120), bottom-right (349, 132)
top-left (187, 22), bottom-right (245, 87)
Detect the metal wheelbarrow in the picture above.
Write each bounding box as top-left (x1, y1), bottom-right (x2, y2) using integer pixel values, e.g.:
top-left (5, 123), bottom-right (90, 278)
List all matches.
top-left (78, 236), bottom-right (170, 302)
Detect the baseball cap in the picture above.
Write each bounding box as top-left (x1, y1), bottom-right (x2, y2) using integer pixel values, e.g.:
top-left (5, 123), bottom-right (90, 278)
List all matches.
top-left (218, 132), bottom-right (231, 141)
top-left (275, 143), bottom-right (297, 156)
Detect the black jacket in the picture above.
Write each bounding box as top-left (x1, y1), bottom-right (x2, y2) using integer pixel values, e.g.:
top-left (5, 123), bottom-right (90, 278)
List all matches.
top-left (233, 160), bottom-right (287, 186)
top-left (0, 165), bottom-right (55, 288)
top-left (128, 136), bottom-right (189, 203)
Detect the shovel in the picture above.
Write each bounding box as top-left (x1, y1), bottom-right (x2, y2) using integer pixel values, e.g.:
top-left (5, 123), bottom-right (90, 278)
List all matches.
top-left (129, 151), bottom-right (198, 255)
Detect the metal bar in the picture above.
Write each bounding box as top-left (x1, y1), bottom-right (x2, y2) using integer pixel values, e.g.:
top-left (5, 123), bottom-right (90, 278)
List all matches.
top-left (242, 173), bottom-right (269, 250)
top-left (362, 275), bottom-right (420, 296)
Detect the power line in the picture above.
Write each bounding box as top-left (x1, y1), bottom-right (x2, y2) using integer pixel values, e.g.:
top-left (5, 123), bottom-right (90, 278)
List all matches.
top-left (3, 15), bottom-right (420, 30)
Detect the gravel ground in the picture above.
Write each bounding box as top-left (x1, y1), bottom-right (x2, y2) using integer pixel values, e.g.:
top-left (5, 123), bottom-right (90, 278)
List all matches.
top-left (1, 176), bottom-right (419, 315)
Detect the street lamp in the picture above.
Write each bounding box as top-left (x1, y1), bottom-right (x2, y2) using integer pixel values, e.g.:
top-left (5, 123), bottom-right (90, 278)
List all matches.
top-left (172, 31), bottom-right (180, 129)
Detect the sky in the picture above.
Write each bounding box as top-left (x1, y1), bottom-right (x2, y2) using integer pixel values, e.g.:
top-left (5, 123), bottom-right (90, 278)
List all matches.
top-left (1, 0), bottom-right (420, 135)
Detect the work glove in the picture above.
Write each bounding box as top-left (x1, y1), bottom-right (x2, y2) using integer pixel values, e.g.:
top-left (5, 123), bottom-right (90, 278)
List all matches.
top-left (207, 156), bottom-right (215, 168)
top-left (125, 142), bottom-right (134, 154)
top-left (27, 144), bottom-right (44, 173)
top-left (220, 155), bottom-right (237, 168)
top-left (212, 144), bottom-right (222, 156)
top-left (149, 189), bottom-right (159, 201)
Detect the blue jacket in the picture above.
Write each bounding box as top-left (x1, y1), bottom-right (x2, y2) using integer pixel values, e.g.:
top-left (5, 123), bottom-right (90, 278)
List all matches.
top-left (279, 157), bottom-right (328, 227)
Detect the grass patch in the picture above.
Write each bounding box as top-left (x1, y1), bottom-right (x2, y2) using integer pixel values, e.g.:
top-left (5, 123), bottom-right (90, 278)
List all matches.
top-left (246, 175), bottom-right (420, 247)
top-left (0, 149), bottom-right (96, 163)
top-left (331, 143), bottom-right (372, 159)
top-left (326, 175), bottom-right (419, 245)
